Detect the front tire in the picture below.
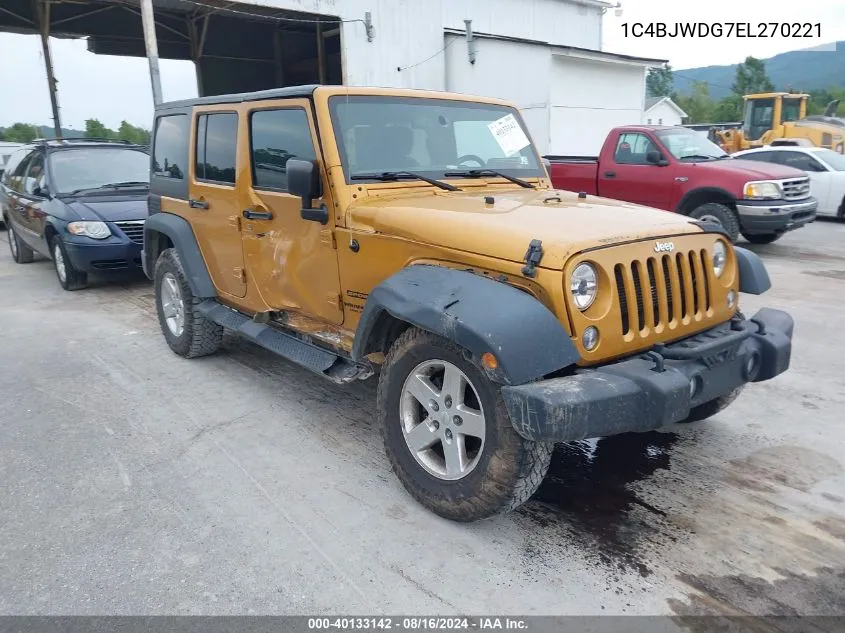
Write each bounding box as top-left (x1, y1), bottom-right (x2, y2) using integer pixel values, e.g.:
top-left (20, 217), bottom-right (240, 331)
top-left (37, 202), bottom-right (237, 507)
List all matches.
top-left (7, 223), bottom-right (35, 264)
top-left (51, 236), bottom-right (88, 291)
top-left (378, 328), bottom-right (553, 522)
top-left (689, 202), bottom-right (740, 242)
top-left (742, 232), bottom-right (782, 245)
top-left (154, 248), bottom-right (222, 358)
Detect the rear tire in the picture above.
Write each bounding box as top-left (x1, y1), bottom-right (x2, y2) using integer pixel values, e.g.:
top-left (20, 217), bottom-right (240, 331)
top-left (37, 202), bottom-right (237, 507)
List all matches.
top-left (378, 327), bottom-right (553, 522)
top-left (51, 236), bottom-right (88, 291)
top-left (7, 223), bottom-right (35, 264)
top-left (680, 385), bottom-right (745, 423)
top-left (154, 248), bottom-right (223, 358)
top-left (689, 202), bottom-right (740, 242)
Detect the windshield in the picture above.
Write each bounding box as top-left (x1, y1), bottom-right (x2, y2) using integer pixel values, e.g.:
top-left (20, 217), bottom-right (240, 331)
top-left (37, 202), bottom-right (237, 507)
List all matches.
top-left (815, 149), bottom-right (845, 171)
top-left (328, 96), bottom-right (543, 182)
top-left (655, 128), bottom-right (728, 161)
top-left (49, 148), bottom-right (150, 194)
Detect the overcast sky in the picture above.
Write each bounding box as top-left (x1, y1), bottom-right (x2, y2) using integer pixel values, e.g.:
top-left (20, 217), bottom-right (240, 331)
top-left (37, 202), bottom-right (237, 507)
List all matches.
top-left (0, 0), bottom-right (842, 130)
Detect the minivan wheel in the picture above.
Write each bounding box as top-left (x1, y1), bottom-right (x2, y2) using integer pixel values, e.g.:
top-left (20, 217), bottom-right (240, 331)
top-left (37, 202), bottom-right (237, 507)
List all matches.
top-left (378, 327), bottom-right (553, 522)
top-left (154, 248), bottom-right (223, 358)
top-left (689, 202), bottom-right (740, 242)
top-left (51, 237), bottom-right (87, 290)
top-left (7, 223), bottom-right (35, 264)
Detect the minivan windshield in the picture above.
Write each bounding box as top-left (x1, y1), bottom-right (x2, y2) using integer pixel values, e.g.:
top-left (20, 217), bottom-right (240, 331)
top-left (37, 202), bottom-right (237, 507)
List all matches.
top-left (655, 128), bottom-right (729, 161)
top-left (49, 147), bottom-right (150, 194)
top-left (328, 96), bottom-right (543, 182)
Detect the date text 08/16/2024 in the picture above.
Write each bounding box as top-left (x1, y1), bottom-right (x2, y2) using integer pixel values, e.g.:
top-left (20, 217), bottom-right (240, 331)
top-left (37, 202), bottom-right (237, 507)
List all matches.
top-left (622, 22), bottom-right (821, 38)
top-left (307, 618), bottom-right (528, 630)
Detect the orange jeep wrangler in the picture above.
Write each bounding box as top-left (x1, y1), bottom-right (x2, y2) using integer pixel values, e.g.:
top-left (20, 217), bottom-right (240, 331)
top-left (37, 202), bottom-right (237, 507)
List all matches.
top-left (143, 85), bottom-right (794, 522)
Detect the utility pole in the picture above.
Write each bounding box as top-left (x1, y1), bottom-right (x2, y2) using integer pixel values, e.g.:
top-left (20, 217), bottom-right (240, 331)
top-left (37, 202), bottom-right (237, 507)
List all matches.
top-left (140, 0), bottom-right (163, 106)
top-left (35, 0), bottom-right (62, 139)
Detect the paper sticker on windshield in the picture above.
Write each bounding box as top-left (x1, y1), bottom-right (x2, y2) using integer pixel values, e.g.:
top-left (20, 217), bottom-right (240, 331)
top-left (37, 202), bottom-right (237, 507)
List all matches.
top-left (488, 114), bottom-right (530, 157)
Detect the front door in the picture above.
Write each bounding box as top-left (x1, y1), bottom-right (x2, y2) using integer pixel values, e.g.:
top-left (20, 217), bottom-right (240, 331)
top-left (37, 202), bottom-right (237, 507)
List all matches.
top-left (241, 99), bottom-right (342, 324)
top-left (599, 132), bottom-right (675, 210)
top-left (186, 107), bottom-right (247, 298)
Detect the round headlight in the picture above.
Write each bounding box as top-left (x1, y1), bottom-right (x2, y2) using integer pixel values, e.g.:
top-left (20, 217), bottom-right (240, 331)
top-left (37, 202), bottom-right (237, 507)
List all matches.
top-left (712, 240), bottom-right (727, 278)
top-left (570, 263), bottom-right (598, 310)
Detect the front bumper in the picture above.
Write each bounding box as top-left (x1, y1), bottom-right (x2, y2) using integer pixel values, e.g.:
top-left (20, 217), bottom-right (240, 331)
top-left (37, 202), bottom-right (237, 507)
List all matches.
top-left (501, 308), bottom-right (793, 442)
top-left (736, 198), bottom-right (817, 235)
top-left (63, 237), bottom-right (143, 273)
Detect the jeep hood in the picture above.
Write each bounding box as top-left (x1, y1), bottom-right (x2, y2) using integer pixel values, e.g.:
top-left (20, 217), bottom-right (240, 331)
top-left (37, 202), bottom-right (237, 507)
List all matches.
top-left (347, 188), bottom-right (704, 269)
top-left (64, 195), bottom-right (148, 223)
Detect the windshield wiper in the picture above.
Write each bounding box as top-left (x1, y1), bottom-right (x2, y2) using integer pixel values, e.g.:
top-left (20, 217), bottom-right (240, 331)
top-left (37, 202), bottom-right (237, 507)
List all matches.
top-left (350, 171), bottom-right (461, 192)
top-left (678, 154), bottom-right (719, 161)
top-left (443, 169), bottom-right (535, 189)
top-left (67, 181), bottom-right (149, 195)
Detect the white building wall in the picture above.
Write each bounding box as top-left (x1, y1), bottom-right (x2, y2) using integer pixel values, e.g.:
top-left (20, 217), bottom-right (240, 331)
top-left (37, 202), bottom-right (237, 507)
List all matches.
top-left (549, 55), bottom-right (646, 155)
top-left (245, 0), bottom-right (603, 89)
top-left (644, 101), bottom-right (684, 126)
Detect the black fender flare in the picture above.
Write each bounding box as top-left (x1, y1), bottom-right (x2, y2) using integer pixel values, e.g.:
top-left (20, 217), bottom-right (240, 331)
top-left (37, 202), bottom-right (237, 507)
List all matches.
top-left (675, 186), bottom-right (737, 214)
top-left (352, 265), bottom-right (580, 386)
top-left (143, 213), bottom-right (216, 298)
top-left (734, 246), bottom-right (771, 295)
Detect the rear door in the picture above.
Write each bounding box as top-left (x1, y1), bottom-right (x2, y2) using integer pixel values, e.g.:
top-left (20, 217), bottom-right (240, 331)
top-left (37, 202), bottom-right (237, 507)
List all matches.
top-left (598, 131), bottom-right (674, 209)
top-left (188, 107), bottom-right (248, 298)
top-left (241, 99), bottom-right (342, 324)
top-left (1, 148), bottom-right (31, 228)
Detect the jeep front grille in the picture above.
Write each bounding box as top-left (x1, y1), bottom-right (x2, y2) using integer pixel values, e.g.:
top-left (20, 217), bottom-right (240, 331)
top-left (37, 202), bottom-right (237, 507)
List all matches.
top-left (614, 250), bottom-right (712, 336)
top-left (114, 220), bottom-right (145, 244)
top-left (781, 177), bottom-right (810, 201)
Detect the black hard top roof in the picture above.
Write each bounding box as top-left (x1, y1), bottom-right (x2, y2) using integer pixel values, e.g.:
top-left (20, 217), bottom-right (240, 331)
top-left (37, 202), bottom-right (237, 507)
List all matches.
top-left (156, 85), bottom-right (320, 111)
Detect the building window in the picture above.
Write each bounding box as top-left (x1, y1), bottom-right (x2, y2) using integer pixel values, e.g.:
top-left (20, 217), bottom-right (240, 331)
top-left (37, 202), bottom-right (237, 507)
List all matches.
top-left (195, 112), bottom-right (238, 184)
top-left (647, 118), bottom-right (652, 124)
top-left (153, 114), bottom-right (189, 179)
top-left (658, 118), bottom-right (663, 125)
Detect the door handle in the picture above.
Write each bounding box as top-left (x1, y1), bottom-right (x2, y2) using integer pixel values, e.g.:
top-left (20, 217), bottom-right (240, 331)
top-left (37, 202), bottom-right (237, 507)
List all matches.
top-left (189, 198), bottom-right (209, 209)
top-left (242, 208), bottom-right (273, 220)
top-left (604, 171), bottom-right (616, 178)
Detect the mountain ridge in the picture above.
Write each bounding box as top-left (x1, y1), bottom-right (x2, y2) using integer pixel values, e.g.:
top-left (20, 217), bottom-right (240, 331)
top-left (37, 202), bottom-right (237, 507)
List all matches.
top-left (674, 41), bottom-right (845, 99)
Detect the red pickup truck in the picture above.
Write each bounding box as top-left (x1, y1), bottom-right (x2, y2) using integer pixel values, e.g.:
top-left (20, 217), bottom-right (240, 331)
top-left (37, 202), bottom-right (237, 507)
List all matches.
top-left (546, 125), bottom-right (817, 243)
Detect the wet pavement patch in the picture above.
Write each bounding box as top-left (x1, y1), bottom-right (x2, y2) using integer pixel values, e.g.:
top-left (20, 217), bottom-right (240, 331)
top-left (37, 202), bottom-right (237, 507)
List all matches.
top-left (669, 567), bottom-right (845, 630)
top-left (517, 430), bottom-right (680, 578)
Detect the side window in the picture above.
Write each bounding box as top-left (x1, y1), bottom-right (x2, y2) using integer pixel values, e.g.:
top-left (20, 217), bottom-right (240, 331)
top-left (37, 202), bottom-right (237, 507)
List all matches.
top-left (613, 133), bottom-right (657, 165)
top-left (22, 153), bottom-right (46, 196)
top-left (7, 151), bottom-right (37, 193)
top-left (153, 114), bottom-right (189, 179)
top-left (250, 108), bottom-right (317, 191)
top-left (195, 112), bottom-right (238, 184)
top-left (776, 151), bottom-right (825, 172)
top-left (742, 151), bottom-right (775, 163)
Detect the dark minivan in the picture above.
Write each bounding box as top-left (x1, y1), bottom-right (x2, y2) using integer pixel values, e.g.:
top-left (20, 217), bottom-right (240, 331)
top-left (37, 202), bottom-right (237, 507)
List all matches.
top-left (1, 138), bottom-right (150, 290)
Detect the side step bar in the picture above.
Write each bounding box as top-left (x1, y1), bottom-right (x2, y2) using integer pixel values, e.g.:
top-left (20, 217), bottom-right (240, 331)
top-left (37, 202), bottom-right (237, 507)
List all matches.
top-left (197, 300), bottom-right (372, 384)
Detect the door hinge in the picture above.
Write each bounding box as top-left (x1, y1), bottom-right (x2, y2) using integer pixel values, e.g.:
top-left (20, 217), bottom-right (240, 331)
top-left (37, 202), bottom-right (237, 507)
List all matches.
top-left (229, 214), bottom-right (242, 231)
top-left (234, 267), bottom-right (246, 283)
top-left (328, 292), bottom-right (342, 308)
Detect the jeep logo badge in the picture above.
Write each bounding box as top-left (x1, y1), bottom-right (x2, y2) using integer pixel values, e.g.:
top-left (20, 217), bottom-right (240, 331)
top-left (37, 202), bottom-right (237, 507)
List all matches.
top-left (654, 241), bottom-right (675, 253)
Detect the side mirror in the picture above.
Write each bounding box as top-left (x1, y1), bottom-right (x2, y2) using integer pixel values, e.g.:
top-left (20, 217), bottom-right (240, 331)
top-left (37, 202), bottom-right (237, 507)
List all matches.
top-left (33, 185), bottom-right (50, 198)
top-left (646, 150), bottom-right (668, 166)
top-left (287, 158), bottom-right (328, 224)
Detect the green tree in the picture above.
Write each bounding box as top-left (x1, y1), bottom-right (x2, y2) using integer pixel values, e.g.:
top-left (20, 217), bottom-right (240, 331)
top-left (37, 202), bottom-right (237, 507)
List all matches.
top-left (711, 94), bottom-right (744, 122)
top-left (85, 118), bottom-right (116, 139)
top-left (646, 65), bottom-right (674, 98)
top-left (117, 120), bottom-right (151, 145)
top-left (731, 56), bottom-right (775, 97)
top-left (3, 122), bottom-right (40, 143)
top-left (674, 81), bottom-right (712, 124)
